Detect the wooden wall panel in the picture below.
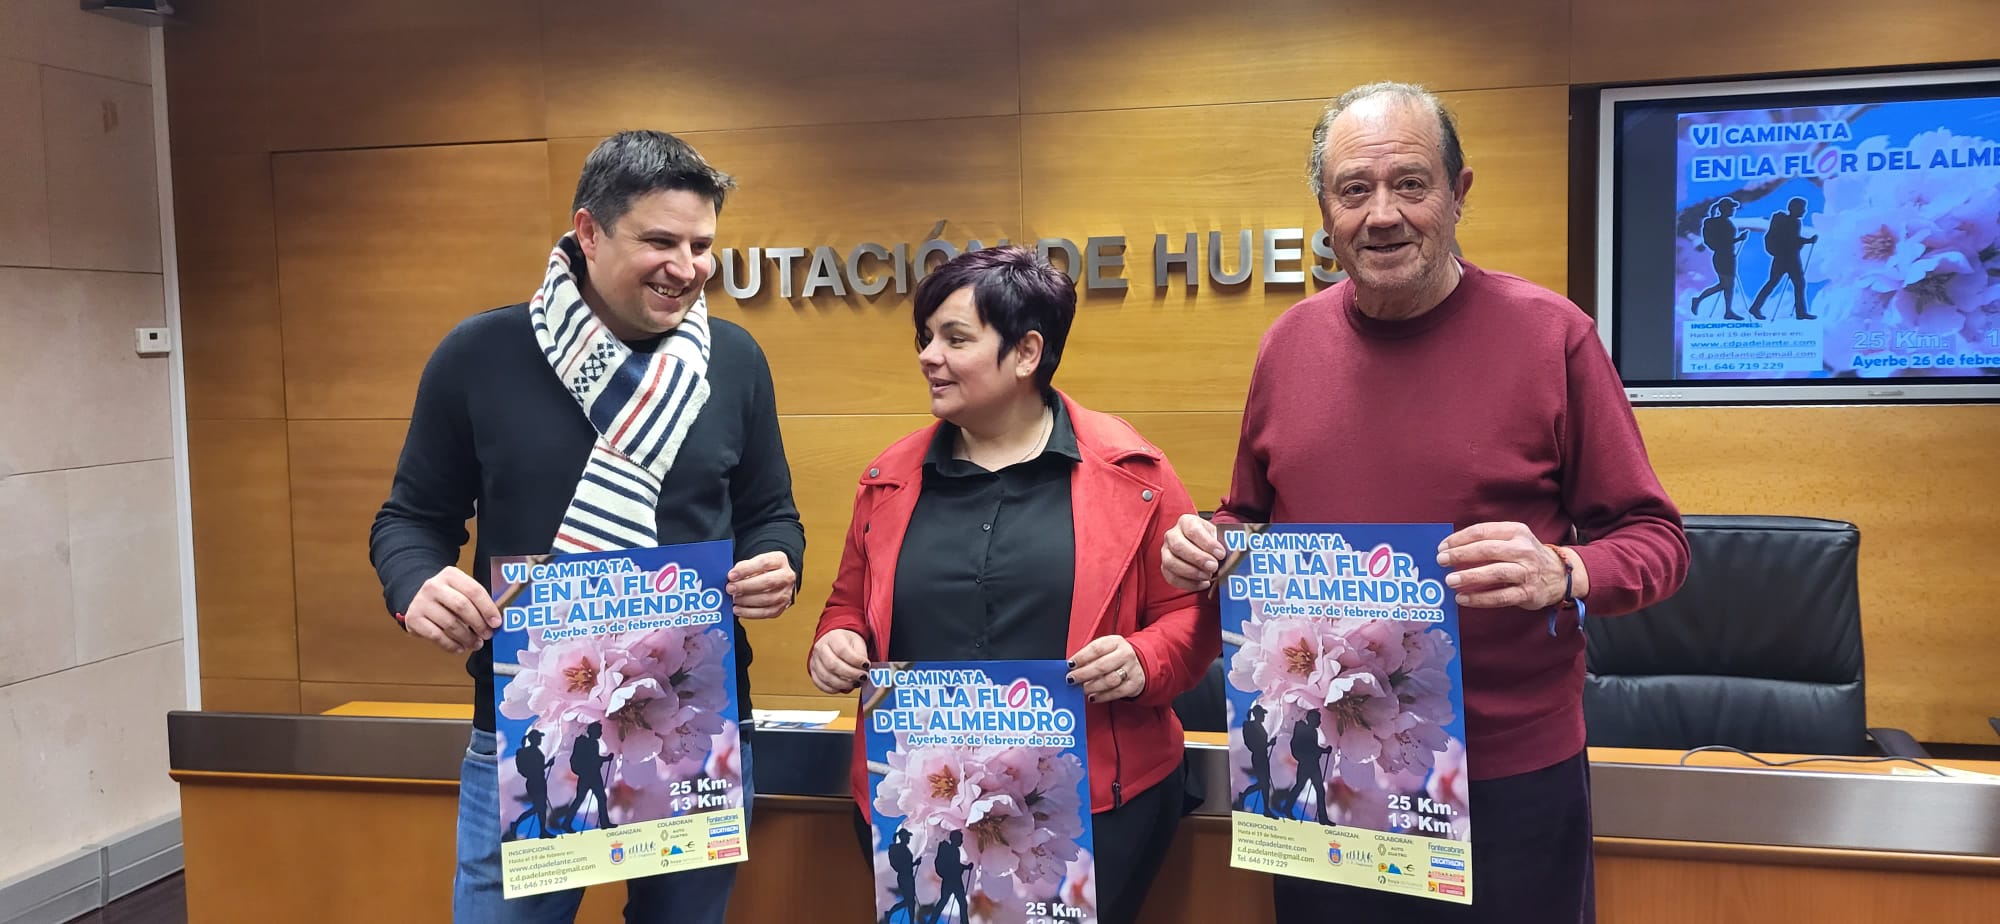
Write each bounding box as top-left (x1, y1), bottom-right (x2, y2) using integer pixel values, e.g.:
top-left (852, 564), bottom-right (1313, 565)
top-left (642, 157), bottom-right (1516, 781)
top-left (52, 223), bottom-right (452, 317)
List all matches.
top-left (741, 414), bottom-right (935, 702)
top-left (717, 803), bottom-right (875, 923)
top-left (177, 781), bottom-right (864, 923)
top-left (174, 781), bottom-right (2000, 923)
top-left (1446, 87), bottom-right (1572, 294)
top-left (542, 0), bottom-right (1019, 138)
top-left (1596, 851), bottom-right (2000, 921)
top-left (1020, 0), bottom-right (1570, 113)
top-left (198, 678), bottom-right (301, 714)
top-left (160, 0), bottom-right (268, 158)
top-left (288, 420), bottom-right (473, 687)
top-left (163, 0), bottom-right (2000, 742)
top-left (259, 0), bottom-right (545, 151)
top-left (1116, 411), bottom-right (1244, 513)
top-left (274, 143), bottom-right (551, 420)
top-left (550, 116), bottom-right (1026, 417)
top-left (1635, 405), bottom-right (2000, 743)
top-left (179, 781), bottom-right (458, 922)
top-left (1023, 98), bottom-right (1330, 414)
top-left (299, 681), bottom-right (471, 715)
top-left (188, 418), bottom-right (298, 681)
top-left (1136, 818), bottom-right (1277, 921)
top-left (175, 153), bottom-right (285, 420)
top-left (1573, 0), bottom-right (2000, 85)
top-left (1021, 86), bottom-right (1568, 414)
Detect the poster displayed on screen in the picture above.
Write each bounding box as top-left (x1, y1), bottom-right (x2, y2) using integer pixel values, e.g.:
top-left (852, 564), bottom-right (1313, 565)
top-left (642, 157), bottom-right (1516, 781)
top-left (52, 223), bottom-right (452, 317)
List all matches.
top-left (488, 541), bottom-right (747, 898)
top-left (1602, 71), bottom-right (2000, 402)
top-left (1219, 523), bottom-right (1471, 905)
top-left (861, 660), bottom-right (1096, 924)
top-left (1676, 95), bottom-right (2000, 378)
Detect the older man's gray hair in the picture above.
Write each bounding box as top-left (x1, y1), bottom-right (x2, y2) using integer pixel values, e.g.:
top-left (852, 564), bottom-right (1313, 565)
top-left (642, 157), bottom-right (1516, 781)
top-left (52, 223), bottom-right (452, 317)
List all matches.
top-left (1307, 82), bottom-right (1467, 200)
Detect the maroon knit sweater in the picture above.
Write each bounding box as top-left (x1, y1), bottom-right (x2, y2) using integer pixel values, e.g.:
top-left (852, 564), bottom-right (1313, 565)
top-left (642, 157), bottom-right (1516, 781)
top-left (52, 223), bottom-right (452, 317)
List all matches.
top-left (1216, 260), bottom-right (1689, 781)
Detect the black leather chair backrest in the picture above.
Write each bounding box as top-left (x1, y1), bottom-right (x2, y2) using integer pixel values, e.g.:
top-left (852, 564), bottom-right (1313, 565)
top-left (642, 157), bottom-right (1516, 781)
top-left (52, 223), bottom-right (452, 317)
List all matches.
top-left (1583, 515), bottom-right (1868, 755)
top-left (1172, 656), bottom-right (1228, 734)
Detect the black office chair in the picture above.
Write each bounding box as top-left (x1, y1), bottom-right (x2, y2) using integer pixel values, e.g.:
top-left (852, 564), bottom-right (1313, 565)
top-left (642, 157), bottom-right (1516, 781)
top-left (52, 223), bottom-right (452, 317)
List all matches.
top-left (1172, 656), bottom-right (1228, 734)
top-left (1584, 515), bottom-right (1927, 757)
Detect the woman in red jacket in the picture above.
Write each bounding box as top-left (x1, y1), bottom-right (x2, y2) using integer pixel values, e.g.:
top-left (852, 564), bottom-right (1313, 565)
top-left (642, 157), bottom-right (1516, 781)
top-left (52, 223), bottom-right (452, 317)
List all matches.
top-left (808, 246), bottom-right (1218, 924)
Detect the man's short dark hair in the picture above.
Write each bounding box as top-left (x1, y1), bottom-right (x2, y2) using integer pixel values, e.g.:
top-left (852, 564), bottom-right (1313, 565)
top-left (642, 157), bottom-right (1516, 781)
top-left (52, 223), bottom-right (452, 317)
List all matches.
top-left (912, 246), bottom-right (1077, 394)
top-left (571, 130), bottom-right (736, 233)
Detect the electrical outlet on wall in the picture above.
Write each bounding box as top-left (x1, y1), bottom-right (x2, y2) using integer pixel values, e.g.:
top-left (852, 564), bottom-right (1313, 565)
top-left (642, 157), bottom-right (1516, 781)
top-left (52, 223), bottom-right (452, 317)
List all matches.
top-left (135, 327), bottom-right (171, 356)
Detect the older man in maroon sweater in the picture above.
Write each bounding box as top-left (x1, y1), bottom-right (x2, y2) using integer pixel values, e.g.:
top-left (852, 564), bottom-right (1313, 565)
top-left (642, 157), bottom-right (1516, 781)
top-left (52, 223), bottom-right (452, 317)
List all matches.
top-left (1163, 82), bottom-right (1689, 923)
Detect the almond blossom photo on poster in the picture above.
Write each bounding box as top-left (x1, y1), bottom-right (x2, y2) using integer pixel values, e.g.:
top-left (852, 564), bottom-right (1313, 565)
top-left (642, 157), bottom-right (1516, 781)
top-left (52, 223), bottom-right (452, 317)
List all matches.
top-left (863, 662), bottom-right (1096, 924)
top-left (1809, 128), bottom-right (2000, 372)
top-left (1225, 602), bottom-right (1462, 827)
top-left (869, 740), bottom-right (1090, 924)
top-left (1672, 97), bottom-right (2000, 377)
top-left (494, 624), bottom-right (738, 840)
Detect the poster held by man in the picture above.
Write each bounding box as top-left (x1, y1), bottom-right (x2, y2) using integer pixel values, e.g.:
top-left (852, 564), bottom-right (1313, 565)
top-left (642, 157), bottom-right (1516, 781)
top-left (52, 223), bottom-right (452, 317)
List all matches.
top-left (1217, 523), bottom-right (1472, 905)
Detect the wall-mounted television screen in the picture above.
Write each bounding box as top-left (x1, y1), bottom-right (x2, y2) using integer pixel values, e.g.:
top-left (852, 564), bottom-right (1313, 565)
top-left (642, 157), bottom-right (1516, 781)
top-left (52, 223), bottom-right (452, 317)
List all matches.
top-left (1597, 68), bottom-right (2000, 404)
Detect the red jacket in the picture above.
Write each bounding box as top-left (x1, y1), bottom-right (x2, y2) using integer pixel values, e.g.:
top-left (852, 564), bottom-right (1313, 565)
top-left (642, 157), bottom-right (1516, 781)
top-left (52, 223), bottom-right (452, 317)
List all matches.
top-left (813, 391), bottom-right (1219, 814)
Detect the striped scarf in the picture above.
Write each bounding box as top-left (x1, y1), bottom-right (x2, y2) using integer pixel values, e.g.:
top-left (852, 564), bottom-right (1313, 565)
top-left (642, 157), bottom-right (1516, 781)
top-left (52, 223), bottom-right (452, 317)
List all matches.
top-left (530, 235), bottom-right (711, 553)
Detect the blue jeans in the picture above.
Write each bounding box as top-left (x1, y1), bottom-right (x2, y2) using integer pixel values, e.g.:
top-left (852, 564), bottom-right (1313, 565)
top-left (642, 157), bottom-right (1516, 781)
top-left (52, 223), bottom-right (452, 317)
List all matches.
top-left (453, 728), bottom-right (753, 923)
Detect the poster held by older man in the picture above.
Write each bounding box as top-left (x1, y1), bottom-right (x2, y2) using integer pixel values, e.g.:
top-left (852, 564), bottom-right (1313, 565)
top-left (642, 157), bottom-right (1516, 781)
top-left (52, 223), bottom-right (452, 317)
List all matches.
top-left (862, 660), bottom-right (1098, 924)
top-left (1220, 523), bottom-right (1472, 905)
top-left (488, 540), bottom-right (748, 898)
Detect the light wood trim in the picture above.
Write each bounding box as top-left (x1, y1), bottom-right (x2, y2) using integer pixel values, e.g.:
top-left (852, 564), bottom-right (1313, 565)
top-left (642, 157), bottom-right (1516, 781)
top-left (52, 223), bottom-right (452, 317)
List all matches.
top-left (319, 700), bottom-right (472, 720)
top-left (1589, 746), bottom-right (2000, 776)
top-left (1596, 836), bottom-right (2000, 874)
top-left (171, 769), bottom-right (457, 790)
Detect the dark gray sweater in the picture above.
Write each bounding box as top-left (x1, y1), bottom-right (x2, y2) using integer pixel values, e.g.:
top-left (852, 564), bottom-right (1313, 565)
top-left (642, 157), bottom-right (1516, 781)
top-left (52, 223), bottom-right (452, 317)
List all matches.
top-left (368, 303), bottom-right (804, 732)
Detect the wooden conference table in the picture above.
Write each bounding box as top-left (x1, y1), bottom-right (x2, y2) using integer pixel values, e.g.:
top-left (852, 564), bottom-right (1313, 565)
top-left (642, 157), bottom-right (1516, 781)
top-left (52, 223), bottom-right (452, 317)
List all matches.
top-left (167, 704), bottom-right (2000, 923)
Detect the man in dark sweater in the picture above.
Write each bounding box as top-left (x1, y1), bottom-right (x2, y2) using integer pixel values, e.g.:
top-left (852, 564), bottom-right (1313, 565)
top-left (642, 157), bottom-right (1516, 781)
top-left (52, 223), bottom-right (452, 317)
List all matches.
top-left (369, 131), bottom-right (803, 923)
top-left (1162, 83), bottom-right (1689, 922)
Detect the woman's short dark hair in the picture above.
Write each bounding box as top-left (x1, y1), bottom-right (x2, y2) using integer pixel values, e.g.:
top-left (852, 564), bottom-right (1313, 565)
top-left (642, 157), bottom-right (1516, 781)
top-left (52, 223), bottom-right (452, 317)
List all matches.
top-left (912, 246), bottom-right (1078, 393)
top-left (571, 130), bottom-right (736, 233)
